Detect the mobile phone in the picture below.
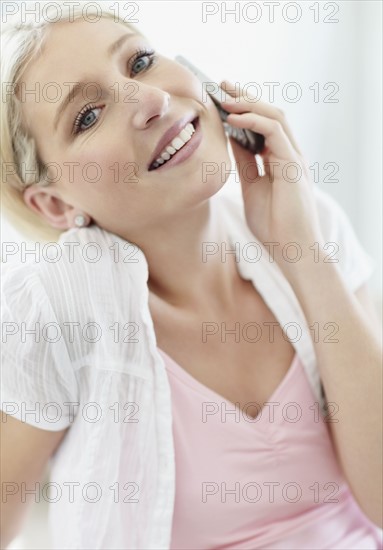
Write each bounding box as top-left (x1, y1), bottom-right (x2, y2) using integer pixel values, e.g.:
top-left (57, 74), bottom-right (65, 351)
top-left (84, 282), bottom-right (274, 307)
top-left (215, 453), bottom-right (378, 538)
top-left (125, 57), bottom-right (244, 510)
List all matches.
top-left (174, 55), bottom-right (265, 155)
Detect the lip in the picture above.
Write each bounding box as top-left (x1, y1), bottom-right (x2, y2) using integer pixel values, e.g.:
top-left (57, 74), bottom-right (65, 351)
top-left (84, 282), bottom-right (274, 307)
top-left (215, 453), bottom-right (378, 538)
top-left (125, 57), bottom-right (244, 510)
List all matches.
top-left (148, 113), bottom-right (199, 170)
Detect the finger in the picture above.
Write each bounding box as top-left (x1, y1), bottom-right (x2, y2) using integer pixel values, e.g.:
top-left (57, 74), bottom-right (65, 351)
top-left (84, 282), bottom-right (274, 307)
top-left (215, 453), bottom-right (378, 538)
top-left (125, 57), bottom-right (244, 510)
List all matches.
top-left (221, 79), bottom-right (283, 120)
top-left (226, 111), bottom-right (297, 161)
top-left (220, 79), bottom-right (302, 156)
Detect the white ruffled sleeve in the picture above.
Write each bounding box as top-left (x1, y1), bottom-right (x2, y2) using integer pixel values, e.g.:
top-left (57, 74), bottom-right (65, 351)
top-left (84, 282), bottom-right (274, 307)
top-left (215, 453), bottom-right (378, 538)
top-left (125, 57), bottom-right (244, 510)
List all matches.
top-left (0, 263), bottom-right (79, 431)
top-left (313, 186), bottom-right (376, 292)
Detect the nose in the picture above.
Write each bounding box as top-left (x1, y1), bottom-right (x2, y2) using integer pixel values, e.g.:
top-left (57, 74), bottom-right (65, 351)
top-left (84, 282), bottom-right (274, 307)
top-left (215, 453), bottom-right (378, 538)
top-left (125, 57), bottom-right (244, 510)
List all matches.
top-left (129, 83), bottom-right (171, 129)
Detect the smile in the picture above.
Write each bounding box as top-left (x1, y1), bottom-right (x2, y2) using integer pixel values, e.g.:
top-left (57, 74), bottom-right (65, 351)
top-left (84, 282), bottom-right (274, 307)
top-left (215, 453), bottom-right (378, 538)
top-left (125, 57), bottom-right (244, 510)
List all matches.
top-left (148, 117), bottom-right (201, 172)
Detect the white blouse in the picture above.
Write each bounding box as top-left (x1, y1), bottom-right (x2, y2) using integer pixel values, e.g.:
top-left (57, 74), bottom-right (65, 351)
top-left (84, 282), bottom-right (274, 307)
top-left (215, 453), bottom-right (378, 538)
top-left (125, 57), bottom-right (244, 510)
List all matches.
top-left (1, 186), bottom-right (375, 549)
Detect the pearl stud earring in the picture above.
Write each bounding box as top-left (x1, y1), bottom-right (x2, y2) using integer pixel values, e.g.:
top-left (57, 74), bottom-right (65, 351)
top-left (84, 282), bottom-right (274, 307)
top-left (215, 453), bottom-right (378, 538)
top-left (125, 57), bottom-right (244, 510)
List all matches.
top-left (74, 214), bottom-right (87, 228)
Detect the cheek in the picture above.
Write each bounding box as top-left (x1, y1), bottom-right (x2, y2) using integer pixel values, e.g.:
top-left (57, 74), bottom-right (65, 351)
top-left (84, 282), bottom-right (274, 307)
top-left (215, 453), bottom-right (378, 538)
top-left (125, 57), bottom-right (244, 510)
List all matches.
top-left (168, 68), bottom-right (227, 141)
top-left (173, 70), bottom-right (227, 133)
top-left (66, 147), bottom-right (135, 190)
top-left (165, 63), bottom-right (207, 105)
top-left (171, 65), bottom-right (223, 116)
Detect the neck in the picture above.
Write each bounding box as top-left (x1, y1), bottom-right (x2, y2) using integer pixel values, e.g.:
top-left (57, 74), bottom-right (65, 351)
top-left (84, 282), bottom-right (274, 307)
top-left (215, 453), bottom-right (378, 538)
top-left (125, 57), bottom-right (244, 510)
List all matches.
top-left (138, 198), bottom-right (240, 314)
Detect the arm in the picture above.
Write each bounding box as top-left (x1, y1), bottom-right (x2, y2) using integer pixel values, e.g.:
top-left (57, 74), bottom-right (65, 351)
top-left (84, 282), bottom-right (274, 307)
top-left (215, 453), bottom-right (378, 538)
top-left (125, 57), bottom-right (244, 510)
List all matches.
top-left (0, 413), bottom-right (68, 548)
top-left (285, 257), bottom-right (382, 528)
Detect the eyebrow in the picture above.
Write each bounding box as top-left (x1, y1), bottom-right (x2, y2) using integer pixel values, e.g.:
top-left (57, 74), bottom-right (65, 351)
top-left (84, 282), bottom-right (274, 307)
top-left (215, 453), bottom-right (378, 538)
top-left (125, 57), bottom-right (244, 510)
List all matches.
top-left (54, 33), bottom-right (136, 131)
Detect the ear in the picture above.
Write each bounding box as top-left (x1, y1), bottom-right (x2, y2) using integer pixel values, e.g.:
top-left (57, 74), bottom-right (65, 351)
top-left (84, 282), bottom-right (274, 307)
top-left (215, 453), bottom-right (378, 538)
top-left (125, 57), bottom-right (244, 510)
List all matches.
top-left (23, 185), bottom-right (76, 230)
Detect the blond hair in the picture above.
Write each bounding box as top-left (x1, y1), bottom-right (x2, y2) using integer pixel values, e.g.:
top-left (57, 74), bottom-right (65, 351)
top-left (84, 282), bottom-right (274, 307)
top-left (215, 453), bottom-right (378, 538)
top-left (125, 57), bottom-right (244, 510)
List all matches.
top-left (1, 1), bottom-right (142, 242)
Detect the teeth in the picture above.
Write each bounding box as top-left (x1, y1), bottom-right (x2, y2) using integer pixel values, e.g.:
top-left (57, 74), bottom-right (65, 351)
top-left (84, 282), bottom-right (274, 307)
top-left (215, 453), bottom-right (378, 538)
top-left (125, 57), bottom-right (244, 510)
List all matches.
top-left (172, 137), bottom-right (185, 151)
top-left (180, 128), bottom-right (191, 141)
top-left (151, 121), bottom-right (196, 169)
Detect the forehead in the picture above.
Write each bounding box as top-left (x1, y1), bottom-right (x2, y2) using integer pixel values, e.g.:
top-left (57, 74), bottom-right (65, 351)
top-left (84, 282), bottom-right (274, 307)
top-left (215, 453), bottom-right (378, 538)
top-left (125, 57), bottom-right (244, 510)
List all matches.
top-left (23, 18), bottom-right (137, 87)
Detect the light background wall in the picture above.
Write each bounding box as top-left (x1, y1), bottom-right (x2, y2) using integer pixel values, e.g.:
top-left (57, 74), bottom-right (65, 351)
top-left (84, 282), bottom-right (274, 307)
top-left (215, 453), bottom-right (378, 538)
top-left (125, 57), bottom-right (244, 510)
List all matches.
top-left (2, 1), bottom-right (382, 548)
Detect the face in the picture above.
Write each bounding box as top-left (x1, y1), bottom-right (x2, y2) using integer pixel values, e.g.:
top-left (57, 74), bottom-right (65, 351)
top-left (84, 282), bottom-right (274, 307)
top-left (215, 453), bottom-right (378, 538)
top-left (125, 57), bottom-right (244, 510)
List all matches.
top-left (20, 17), bottom-right (232, 241)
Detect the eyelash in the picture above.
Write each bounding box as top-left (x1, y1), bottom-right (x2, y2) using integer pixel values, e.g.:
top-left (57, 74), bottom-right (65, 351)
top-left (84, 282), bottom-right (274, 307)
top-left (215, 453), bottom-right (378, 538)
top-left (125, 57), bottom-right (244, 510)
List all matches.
top-left (72, 48), bottom-right (157, 136)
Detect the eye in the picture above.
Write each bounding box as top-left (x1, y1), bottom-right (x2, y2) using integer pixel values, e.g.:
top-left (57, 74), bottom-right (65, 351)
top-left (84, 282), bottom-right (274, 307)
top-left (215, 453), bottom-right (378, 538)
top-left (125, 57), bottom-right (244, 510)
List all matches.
top-left (129, 48), bottom-right (157, 76)
top-left (72, 104), bottom-right (103, 135)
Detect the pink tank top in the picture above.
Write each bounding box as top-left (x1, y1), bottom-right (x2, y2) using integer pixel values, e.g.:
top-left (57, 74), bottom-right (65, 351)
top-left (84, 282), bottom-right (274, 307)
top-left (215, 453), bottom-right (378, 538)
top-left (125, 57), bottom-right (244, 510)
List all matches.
top-left (158, 348), bottom-right (383, 550)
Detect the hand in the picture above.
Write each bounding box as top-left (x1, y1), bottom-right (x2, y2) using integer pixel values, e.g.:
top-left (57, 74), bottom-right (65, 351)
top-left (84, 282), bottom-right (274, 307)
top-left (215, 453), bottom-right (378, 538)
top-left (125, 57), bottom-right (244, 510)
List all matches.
top-left (220, 80), bottom-right (325, 276)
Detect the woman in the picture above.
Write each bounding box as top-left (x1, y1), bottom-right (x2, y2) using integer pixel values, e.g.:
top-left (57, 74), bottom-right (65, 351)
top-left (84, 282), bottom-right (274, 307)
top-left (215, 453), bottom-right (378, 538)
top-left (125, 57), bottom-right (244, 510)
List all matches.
top-left (1, 4), bottom-right (382, 549)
